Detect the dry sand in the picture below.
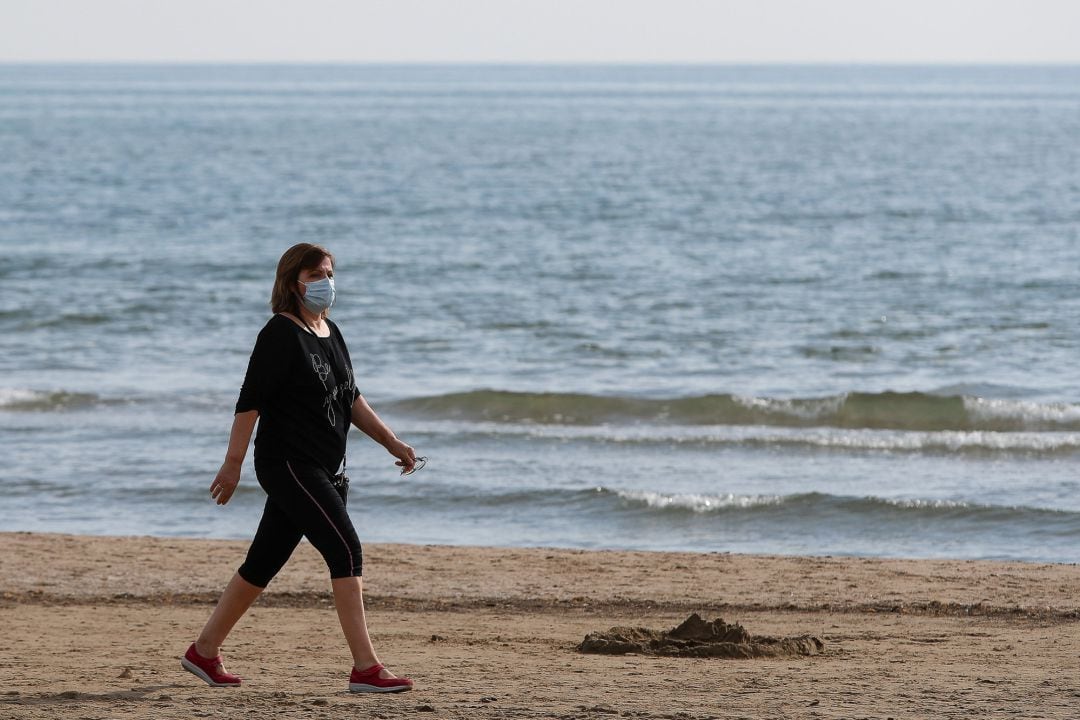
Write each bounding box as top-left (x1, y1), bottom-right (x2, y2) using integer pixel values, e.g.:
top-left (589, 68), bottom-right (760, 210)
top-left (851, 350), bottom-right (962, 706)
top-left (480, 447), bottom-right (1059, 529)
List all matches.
top-left (1, 532), bottom-right (1079, 719)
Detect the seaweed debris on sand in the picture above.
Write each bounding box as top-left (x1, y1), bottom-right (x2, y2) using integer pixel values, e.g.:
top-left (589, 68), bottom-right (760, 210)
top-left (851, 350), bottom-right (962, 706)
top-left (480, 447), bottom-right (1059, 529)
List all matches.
top-left (578, 613), bottom-right (824, 658)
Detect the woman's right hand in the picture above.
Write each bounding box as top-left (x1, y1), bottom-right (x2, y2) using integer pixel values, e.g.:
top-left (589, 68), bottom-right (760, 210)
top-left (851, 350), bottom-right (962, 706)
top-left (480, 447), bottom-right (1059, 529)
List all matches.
top-left (211, 460), bottom-right (241, 505)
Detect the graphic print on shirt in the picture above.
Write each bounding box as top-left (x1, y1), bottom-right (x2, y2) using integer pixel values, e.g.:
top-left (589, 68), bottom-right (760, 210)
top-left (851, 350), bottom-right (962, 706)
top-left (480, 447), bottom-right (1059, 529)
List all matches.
top-left (310, 352), bottom-right (336, 426)
top-left (309, 351), bottom-right (355, 428)
top-left (310, 353), bottom-right (331, 384)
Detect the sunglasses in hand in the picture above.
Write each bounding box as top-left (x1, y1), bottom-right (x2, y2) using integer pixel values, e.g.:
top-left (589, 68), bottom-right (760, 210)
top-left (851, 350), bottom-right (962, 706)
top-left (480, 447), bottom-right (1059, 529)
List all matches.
top-left (400, 456), bottom-right (428, 476)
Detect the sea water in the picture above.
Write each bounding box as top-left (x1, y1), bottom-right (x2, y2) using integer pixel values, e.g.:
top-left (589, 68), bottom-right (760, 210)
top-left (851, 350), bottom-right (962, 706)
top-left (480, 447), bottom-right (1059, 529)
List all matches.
top-left (2, 64), bottom-right (1080, 561)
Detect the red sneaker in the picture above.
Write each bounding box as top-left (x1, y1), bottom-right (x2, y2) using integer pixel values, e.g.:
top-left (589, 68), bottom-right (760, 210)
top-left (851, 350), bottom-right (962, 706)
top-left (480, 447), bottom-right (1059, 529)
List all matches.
top-left (180, 643), bottom-right (242, 687)
top-left (348, 663), bottom-right (414, 693)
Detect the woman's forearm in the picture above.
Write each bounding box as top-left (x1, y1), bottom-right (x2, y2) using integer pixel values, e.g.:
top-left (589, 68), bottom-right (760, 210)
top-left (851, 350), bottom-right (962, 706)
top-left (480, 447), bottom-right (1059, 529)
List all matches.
top-left (224, 410), bottom-right (259, 466)
top-left (350, 395), bottom-right (397, 447)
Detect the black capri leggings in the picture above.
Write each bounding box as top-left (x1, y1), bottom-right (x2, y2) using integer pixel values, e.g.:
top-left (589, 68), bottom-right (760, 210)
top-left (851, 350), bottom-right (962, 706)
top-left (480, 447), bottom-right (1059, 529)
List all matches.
top-left (237, 458), bottom-right (363, 588)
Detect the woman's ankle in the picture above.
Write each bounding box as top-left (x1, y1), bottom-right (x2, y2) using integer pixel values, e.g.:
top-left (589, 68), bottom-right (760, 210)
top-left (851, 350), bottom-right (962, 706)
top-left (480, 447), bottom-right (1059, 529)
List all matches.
top-left (353, 658), bottom-right (381, 673)
top-left (194, 639), bottom-right (220, 659)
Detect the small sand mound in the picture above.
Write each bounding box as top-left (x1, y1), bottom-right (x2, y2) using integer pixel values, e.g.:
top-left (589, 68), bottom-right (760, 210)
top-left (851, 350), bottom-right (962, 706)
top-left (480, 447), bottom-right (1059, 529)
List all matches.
top-left (578, 613), bottom-right (824, 658)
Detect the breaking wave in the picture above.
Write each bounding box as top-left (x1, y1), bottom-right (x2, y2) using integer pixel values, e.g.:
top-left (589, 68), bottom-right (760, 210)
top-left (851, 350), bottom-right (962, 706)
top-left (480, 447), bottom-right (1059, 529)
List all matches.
top-left (387, 389), bottom-right (1080, 432)
top-left (0, 388), bottom-right (104, 411)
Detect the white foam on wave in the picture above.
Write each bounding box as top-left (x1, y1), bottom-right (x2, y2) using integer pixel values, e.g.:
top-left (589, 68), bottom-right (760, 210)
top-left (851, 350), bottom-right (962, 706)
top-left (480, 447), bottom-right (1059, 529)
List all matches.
top-left (0, 388), bottom-right (101, 411)
top-left (409, 419), bottom-right (1080, 454)
top-left (0, 388), bottom-right (43, 407)
top-left (877, 497), bottom-right (973, 510)
top-left (615, 490), bottom-right (785, 513)
top-left (732, 393), bottom-right (845, 420)
top-left (964, 396), bottom-right (1080, 429)
top-left (748, 428), bottom-right (1080, 453)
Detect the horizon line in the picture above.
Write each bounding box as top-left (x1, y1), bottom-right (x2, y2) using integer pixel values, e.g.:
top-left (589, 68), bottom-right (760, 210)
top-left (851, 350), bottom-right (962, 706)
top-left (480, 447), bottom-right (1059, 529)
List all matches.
top-left (3, 59), bottom-right (1080, 67)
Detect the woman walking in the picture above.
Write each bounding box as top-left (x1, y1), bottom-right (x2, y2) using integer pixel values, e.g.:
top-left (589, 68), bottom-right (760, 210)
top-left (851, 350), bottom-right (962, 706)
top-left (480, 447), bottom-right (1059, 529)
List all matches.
top-left (181, 243), bottom-right (417, 693)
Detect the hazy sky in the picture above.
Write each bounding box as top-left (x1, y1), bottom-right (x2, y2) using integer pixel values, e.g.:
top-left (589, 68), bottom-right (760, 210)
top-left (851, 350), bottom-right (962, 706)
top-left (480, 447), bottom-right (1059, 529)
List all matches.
top-left (4, 0), bottom-right (1079, 64)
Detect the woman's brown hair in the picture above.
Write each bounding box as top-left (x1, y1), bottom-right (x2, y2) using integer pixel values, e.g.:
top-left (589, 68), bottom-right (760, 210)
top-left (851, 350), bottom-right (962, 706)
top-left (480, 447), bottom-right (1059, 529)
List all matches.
top-left (270, 243), bottom-right (336, 318)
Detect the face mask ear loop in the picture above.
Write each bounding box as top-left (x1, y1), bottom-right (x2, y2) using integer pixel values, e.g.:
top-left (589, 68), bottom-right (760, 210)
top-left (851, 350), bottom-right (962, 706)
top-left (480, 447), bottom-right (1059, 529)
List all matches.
top-left (292, 284), bottom-right (319, 335)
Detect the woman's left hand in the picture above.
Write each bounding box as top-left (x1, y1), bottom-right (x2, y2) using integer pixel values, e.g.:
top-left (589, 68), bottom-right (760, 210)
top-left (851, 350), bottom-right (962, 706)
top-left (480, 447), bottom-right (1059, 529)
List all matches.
top-left (387, 438), bottom-right (418, 475)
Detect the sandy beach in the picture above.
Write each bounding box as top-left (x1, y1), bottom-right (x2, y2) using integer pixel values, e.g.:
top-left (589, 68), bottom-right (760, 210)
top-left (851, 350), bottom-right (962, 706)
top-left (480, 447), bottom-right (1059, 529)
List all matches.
top-left (1, 532), bottom-right (1078, 719)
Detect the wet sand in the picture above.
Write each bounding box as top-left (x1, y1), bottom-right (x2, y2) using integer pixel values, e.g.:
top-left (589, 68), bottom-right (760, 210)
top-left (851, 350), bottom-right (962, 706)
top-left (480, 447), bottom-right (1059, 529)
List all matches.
top-left (1, 532), bottom-right (1078, 718)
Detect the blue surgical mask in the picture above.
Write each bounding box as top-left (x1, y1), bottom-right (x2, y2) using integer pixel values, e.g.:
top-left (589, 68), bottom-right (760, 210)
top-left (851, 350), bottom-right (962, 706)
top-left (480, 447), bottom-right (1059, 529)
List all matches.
top-left (300, 276), bottom-right (336, 314)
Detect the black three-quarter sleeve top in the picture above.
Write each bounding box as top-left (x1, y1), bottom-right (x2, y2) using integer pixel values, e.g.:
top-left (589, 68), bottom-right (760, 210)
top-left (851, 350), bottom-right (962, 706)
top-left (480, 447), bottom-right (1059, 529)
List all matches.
top-left (235, 314), bottom-right (360, 474)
